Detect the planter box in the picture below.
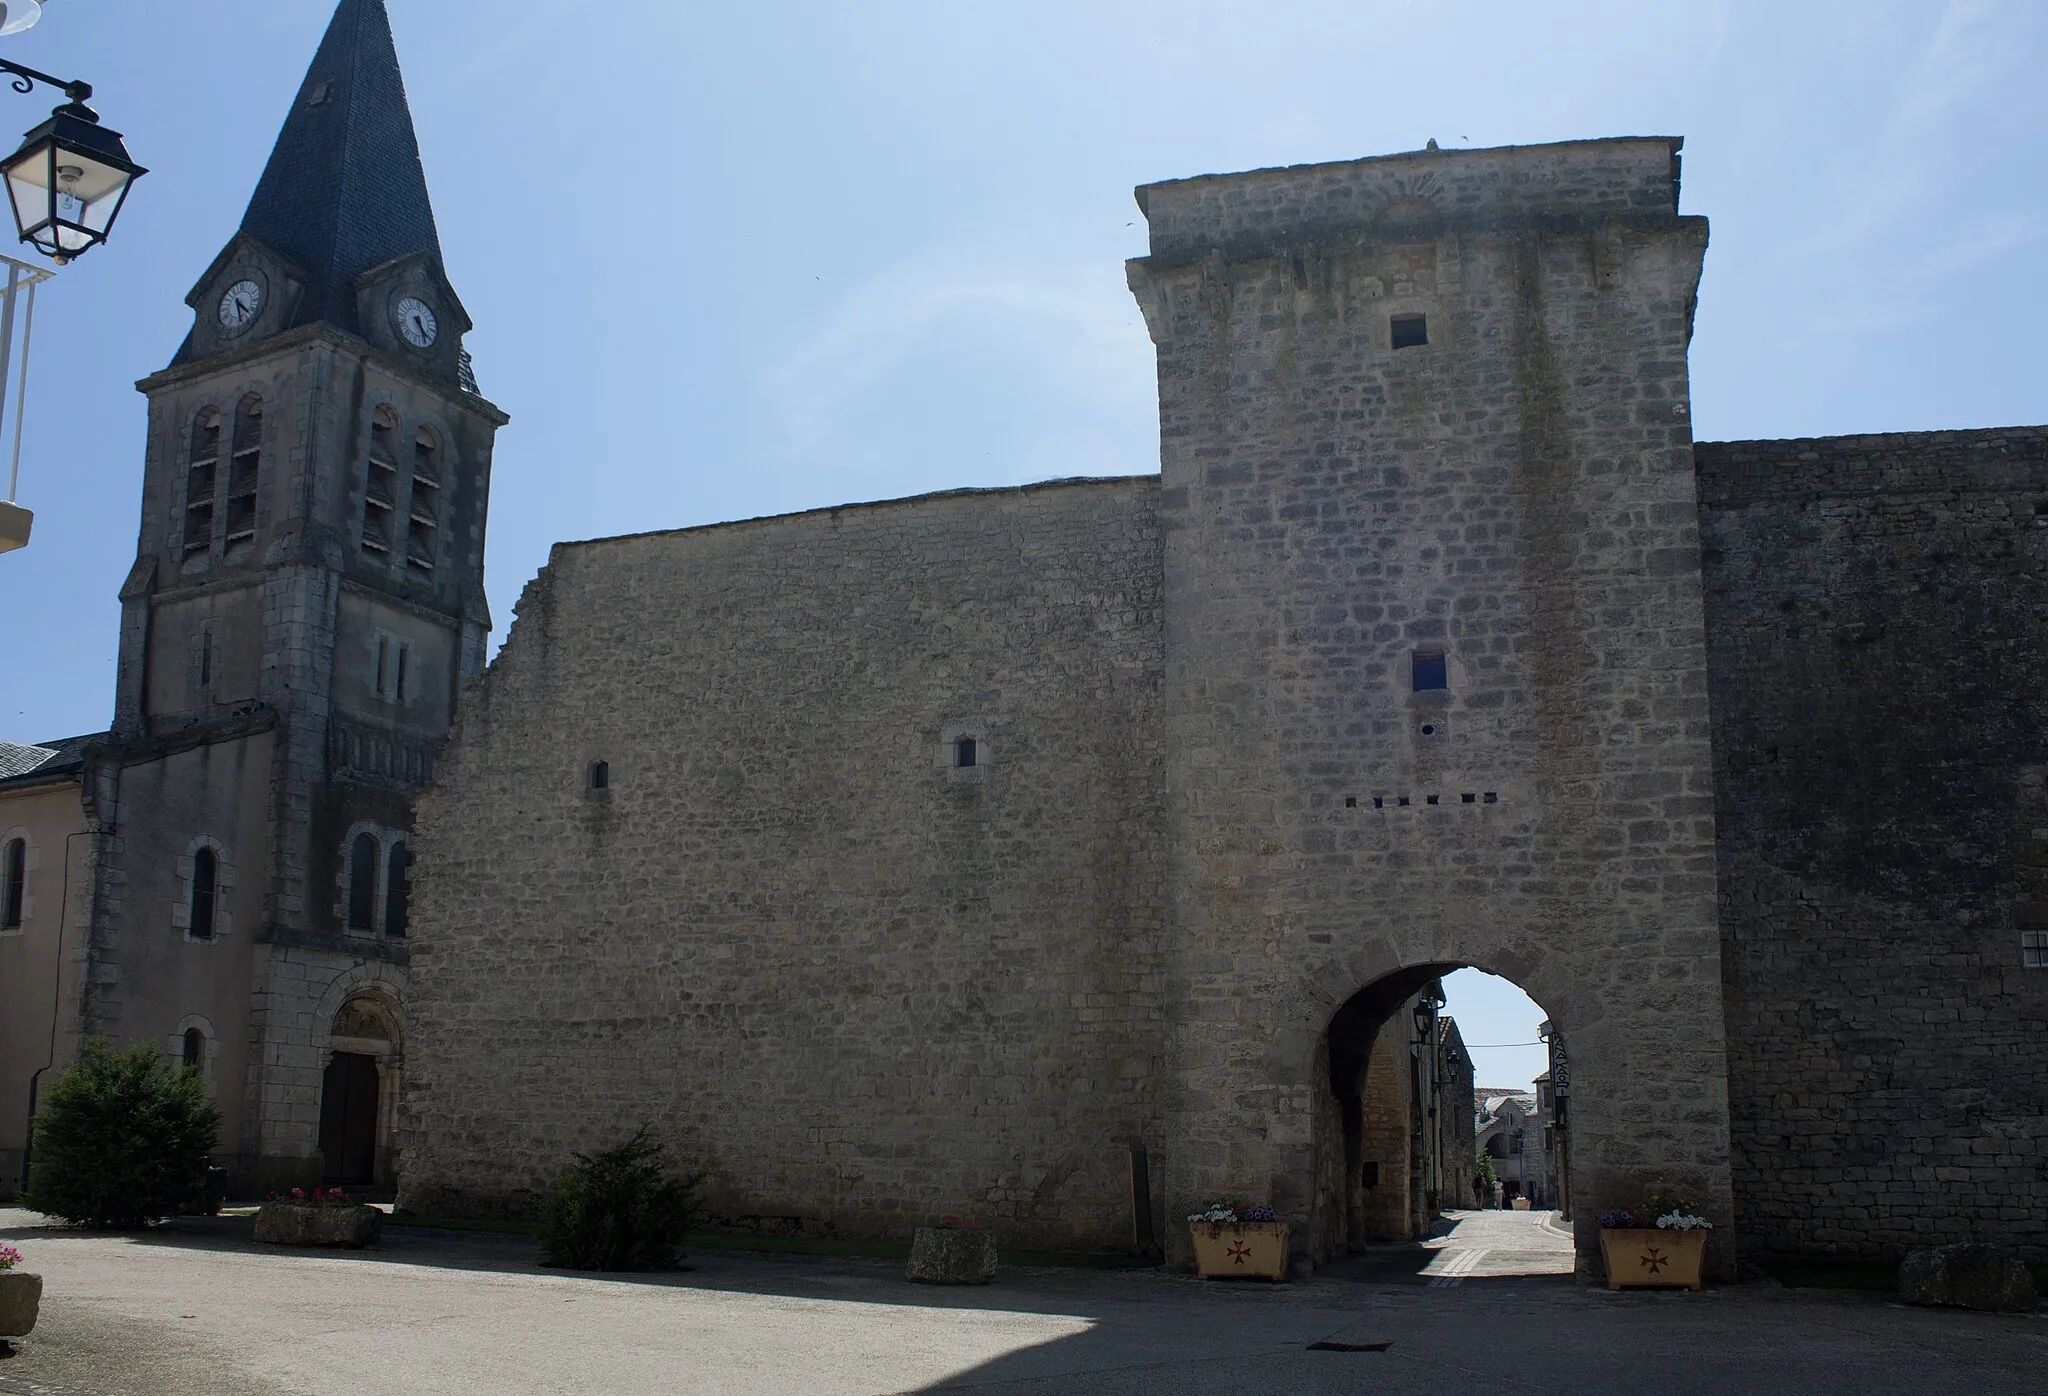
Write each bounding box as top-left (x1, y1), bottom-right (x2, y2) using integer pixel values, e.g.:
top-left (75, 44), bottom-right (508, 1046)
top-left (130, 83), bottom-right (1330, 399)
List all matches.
top-left (0, 1271), bottom-right (41, 1338)
top-left (1599, 1227), bottom-right (1705, 1290)
top-left (254, 1202), bottom-right (383, 1249)
top-left (906, 1227), bottom-right (997, 1284)
top-left (1191, 1222), bottom-right (1290, 1281)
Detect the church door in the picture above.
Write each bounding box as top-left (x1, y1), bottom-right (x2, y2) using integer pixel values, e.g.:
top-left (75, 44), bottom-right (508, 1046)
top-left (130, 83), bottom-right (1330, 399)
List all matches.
top-left (318, 1052), bottom-right (380, 1184)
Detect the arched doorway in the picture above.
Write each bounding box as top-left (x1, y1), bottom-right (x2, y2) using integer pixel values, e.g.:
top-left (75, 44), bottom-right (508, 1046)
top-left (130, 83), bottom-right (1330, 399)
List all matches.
top-left (319, 993), bottom-right (402, 1188)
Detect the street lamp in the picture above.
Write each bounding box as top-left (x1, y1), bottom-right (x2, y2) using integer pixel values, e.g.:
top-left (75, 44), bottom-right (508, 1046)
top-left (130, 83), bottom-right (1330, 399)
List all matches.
top-left (0, 61), bottom-right (145, 264)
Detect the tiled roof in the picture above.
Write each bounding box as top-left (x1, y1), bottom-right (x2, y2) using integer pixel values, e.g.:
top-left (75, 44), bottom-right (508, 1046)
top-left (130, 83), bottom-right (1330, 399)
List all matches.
top-left (0, 741), bottom-right (54, 780)
top-left (0, 732), bottom-right (99, 787)
top-left (190, 0), bottom-right (441, 352)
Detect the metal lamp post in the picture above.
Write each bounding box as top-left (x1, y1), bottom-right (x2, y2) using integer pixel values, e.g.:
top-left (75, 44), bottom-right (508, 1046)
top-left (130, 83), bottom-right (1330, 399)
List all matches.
top-left (0, 57), bottom-right (145, 553)
top-left (0, 63), bottom-right (145, 264)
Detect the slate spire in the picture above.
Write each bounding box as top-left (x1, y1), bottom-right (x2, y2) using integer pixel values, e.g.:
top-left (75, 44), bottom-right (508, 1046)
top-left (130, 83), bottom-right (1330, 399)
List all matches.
top-left (235, 0), bottom-right (443, 336)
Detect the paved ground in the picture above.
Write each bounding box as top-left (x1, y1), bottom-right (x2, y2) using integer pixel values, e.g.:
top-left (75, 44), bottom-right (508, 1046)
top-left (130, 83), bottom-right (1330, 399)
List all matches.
top-left (1330, 1206), bottom-right (1578, 1286)
top-left (0, 1206), bottom-right (2042, 1395)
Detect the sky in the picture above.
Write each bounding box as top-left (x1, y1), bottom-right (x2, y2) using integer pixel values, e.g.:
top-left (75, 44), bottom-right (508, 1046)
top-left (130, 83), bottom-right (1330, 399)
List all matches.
top-left (0, 0), bottom-right (2042, 1088)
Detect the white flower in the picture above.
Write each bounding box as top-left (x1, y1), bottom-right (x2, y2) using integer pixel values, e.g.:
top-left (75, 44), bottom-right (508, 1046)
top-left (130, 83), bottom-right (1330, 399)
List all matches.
top-left (1655, 1210), bottom-right (1712, 1230)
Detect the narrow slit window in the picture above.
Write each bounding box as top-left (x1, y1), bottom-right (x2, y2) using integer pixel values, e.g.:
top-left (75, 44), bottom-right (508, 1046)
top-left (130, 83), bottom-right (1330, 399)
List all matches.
top-left (197, 628), bottom-right (213, 692)
top-left (347, 833), bottom-right (377, 931)
top-left (589, 761), bottom-right (610, 791)
top-left (190, 847), bottom-right (218, 940)
top-left (2, 836), bottom-right (24, 929)
top-left (394, 643), bottom-right (409, 703)
top-left (184, 407), bottom-right (221, 555)
top-left (182, 1027), bottom-right (203, 1071)
top-left (1391, 314), bottom-right (1428, 350)
top-left (384, 842), bottom-right (411, 937)
top-left (955, 736), bottom-right (978, 769)
top-left (1412, 651), bottom-right (1448, 691)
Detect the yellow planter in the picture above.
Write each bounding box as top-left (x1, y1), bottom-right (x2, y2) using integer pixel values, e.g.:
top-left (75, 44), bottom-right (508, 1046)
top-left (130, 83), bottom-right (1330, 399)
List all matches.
top-left (1191, 1221), bottom-right (1290, 1281)
top-left (1600, 1227), bottom-right (1706, 1290)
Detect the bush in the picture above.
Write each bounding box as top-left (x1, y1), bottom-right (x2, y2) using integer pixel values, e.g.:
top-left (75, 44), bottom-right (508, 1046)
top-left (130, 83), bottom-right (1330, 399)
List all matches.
top-left (25, 1039), bottom-right (219, 1228)
top-left (538, 1125), bottom-right (704, 1271)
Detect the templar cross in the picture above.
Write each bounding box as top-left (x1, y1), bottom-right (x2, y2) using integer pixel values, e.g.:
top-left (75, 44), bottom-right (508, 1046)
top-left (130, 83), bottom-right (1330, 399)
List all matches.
top-left (1227, 1241), bottom-right (1253, 1265)
top-left (1640, 1247), bottom-right (1669, 1274)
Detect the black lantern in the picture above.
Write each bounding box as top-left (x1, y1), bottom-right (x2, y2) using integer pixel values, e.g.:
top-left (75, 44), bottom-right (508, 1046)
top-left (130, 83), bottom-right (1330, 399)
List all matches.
top-left (2, 98), bottom-right (145, 263)
top-left (1413, 998), bottom-right (1434, 1043)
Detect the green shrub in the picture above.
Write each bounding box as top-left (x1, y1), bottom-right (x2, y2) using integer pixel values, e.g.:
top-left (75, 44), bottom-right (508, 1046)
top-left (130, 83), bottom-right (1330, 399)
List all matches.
top-left (538, 1125), bottom-right (705, 1271)
top-left (25, 1039), bottom-right (219, 1228)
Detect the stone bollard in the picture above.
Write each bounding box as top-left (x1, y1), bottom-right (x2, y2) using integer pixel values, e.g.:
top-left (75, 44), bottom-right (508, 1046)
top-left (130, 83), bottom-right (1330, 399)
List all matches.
top-left (907, 1226), bottom-right (997, 1285)
top-left (1898, 1243), bottom-right (2039, 1313)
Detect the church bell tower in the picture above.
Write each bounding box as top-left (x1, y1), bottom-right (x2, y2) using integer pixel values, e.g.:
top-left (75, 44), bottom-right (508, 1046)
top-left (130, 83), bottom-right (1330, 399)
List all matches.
top-left (88, 0), bottom-right (506, 1190)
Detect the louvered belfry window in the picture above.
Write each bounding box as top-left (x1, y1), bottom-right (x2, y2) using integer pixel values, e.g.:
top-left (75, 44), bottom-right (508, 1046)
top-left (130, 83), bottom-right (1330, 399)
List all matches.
top-left (361, 407), bottom-right (400, 555)
top-left (184, 407), bottom-right (222, 555)
top-left (224, 395), bottom-right (264, 551)
top-left (407, 428), bottom-right (440, 575)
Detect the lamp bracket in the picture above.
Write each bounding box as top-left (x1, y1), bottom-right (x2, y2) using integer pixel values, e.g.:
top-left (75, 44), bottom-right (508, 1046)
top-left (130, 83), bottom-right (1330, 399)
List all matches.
top-left (0, 59), bottom-right (91, 110)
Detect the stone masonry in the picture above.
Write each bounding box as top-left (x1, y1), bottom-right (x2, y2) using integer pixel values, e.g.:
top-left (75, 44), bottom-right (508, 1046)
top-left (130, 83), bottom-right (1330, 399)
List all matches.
top-left (398, 137), bottom-right (2046, 1273)
top-left (1700, 429), bottom-right (2048, 1261)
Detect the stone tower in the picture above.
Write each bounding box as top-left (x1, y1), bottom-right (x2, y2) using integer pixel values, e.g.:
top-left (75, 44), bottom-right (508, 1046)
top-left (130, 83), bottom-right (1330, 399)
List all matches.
top-left (83, 0), bottom-right (506, 1191)
top-left (1127, 140), bottom-right (1736, 1272)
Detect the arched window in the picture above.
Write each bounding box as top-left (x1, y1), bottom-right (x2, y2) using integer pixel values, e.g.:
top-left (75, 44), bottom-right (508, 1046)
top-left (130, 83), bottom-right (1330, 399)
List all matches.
top-left (224, 394), bottom-right (263, 550)
top-left (190, 847), bottom-right (218, 940)
top-left (182, 1027), bottom-right (204, 1071)
top-left (407, 428), bottom-right (440, 576)
top-left (361, 407), bottom-right (400, 555)
top-left (184, 407), bottom-right (222, 555)
top-left (955, 737), bottom-right (978, 769)
top-left (347, 833), bottom-right (378, 930)
top-left (2, 836), bottom-right (24, 929)
top-left (588, 761), bottom-right (609, 791)
top-left (384, 841), bottom-right (411, 937)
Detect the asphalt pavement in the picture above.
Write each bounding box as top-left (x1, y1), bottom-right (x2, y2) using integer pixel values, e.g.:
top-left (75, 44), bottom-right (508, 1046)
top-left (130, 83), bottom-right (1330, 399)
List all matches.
top-left (0, 1206), bottom-right (2041, 1395)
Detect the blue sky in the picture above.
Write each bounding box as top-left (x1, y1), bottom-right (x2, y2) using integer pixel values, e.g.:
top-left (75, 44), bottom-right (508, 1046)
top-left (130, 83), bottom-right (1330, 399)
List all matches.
top-left (1, 0), bottom-right (2042, 1086)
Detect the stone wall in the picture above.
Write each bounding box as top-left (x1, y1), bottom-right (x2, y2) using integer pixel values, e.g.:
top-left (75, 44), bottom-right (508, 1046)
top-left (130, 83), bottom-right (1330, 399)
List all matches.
top-left (1131, 137), bottom-right (1736, 1274)
top-left (401, 479), bottom-right (1166, 1249)
top-left (1698, 428), bottom-right (2048, 1261)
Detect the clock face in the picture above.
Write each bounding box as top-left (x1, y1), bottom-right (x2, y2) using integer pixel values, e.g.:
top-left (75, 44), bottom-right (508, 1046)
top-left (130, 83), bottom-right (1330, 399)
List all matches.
top-left (395, 297), bottom-right (439, 349)
top-left (217, 279), bottom-right (263, 332)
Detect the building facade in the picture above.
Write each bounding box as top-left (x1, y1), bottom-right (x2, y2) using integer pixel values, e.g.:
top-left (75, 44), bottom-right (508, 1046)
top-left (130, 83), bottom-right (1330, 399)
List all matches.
top-left (0, 0), bottom-right (504, 1196)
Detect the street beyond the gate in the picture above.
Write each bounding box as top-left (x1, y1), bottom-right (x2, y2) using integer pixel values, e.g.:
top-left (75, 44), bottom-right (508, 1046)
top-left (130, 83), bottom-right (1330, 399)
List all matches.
top-left (0, 1207), bottom-right (2040, 1396)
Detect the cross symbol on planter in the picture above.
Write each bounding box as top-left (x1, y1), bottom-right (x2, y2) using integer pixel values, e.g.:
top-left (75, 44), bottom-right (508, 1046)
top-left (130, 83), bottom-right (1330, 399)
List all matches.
top-left (1227, 1241), bottom-right (1252, 1265)
top-left (1640, 1247), bottom-right (1669, 1274)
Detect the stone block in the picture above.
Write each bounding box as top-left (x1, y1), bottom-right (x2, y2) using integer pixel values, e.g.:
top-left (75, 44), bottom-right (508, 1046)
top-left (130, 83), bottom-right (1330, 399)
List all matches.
top-left (254, 1203), bottom-right (383, 1249)
top-left (0, 1271), bottom-right (41, 1337)
top-left (1898, 1243), bottom-right (2039, 1313)
top-left (907, 1227), bottom-right (997, 1285)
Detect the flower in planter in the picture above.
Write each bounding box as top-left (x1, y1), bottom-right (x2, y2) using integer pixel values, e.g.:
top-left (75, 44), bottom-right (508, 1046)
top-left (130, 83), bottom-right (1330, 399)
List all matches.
top-left (1240, 1206), bottom-right (1277, 1223)
top-left (1597, 1210), bottom-right (1636, 1229)
top-left (1654, 1211), bottom-right (1712, 1231)
top-left (0, 1244), bottom-right (21, 1272)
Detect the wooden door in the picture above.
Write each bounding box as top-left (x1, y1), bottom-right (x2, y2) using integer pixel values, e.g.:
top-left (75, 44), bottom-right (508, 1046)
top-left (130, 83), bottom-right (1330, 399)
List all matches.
top-left (318, 1052), bottom-right (380, 1184)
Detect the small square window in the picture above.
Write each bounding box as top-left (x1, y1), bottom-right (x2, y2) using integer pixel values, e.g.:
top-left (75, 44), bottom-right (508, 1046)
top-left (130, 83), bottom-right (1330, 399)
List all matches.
top-left (2024, 931), bottom-right (2048, 970)
top-left (1412, 651), bottom-right (1447, 691)
top-left (1391, 314), bottom-right (1428, 350)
